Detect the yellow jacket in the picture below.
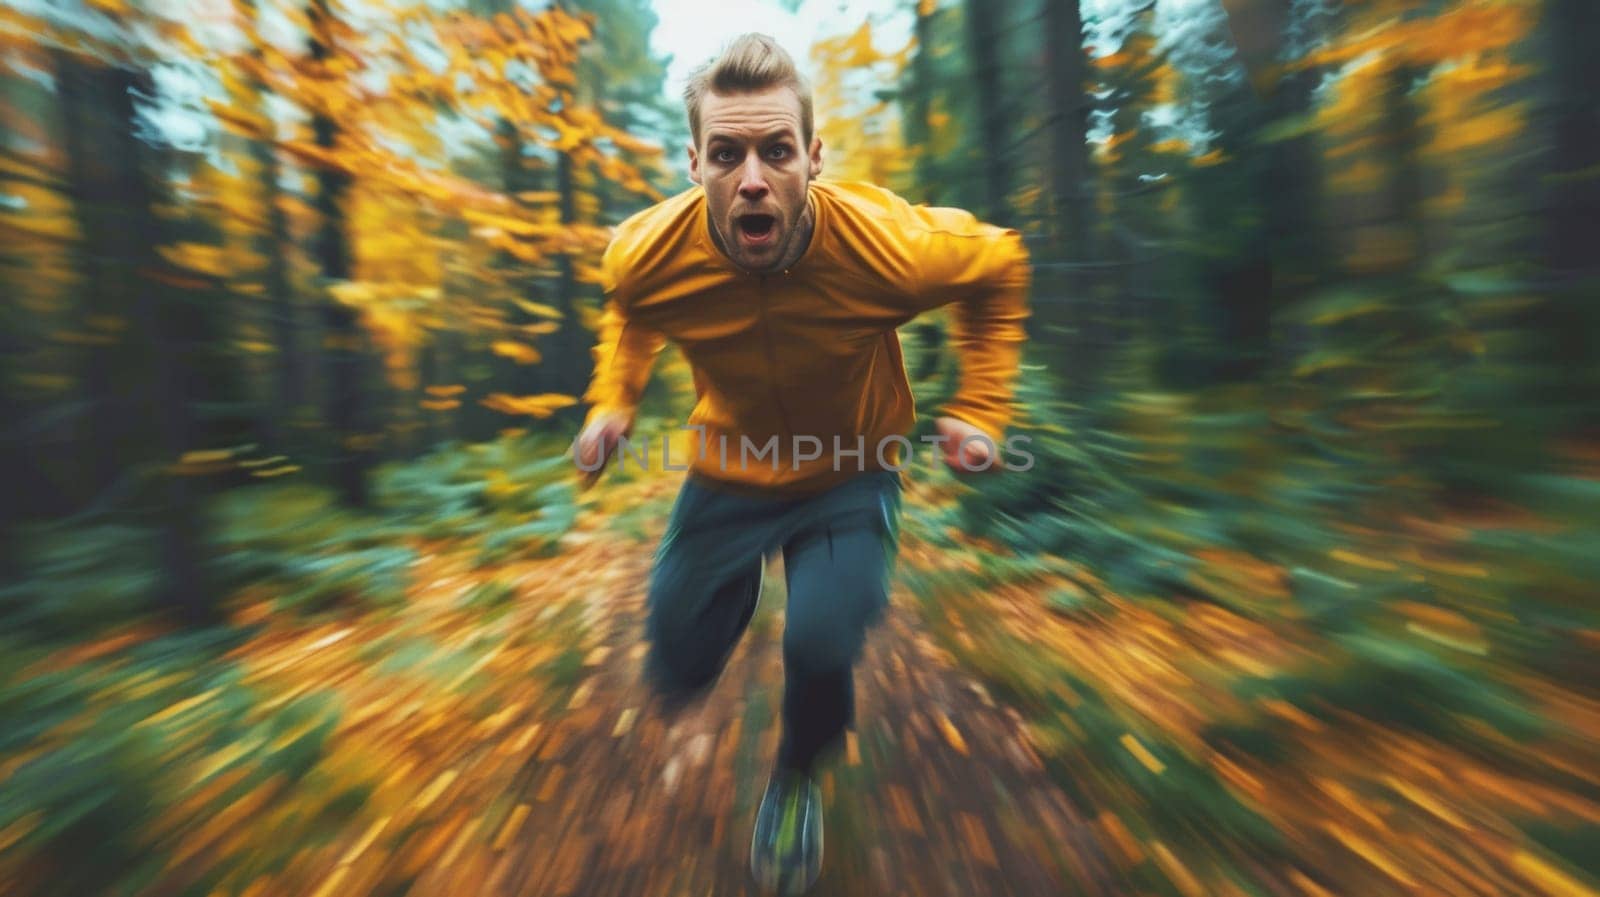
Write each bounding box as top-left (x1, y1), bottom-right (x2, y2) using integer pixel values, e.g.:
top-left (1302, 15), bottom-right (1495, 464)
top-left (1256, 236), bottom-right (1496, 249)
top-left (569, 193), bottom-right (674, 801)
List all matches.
top-left (582, 179), bottom-right (1030, 495)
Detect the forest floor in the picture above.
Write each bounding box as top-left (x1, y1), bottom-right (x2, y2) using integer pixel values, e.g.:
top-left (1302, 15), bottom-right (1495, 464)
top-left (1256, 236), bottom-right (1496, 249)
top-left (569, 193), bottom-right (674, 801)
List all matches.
top-left (4, 467), bottom-right (1596, 897)
top-left (220, 473), bottom-right (1112, 897)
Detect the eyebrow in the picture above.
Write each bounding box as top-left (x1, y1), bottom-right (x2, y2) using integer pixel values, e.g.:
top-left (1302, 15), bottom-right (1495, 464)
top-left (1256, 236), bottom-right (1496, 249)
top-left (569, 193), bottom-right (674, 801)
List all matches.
top-left (706, 129), bottom-right (796, 146)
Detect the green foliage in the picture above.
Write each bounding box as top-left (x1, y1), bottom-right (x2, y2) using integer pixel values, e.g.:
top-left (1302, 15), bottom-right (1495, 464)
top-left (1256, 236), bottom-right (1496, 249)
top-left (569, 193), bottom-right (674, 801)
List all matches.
top-left (209, 485), bottom-right (417, 615)
top-left (0, 524), bottom-right (162, 638)
top-left (905, 324), bottom-right (1596, 884)
top-left (0, 634), bottom-right (341, 895)
top-left (377, 431), bottom-right (581, 559)
top-left (456, 579), bottom-right (518, 614)
top-left (197, 431), bottom-right (585, 615)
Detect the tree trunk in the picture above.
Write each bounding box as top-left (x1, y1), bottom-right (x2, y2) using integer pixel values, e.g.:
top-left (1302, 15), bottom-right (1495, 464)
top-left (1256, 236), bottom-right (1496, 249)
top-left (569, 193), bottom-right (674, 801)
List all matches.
top-left (548, 146), bottom-right (587, 423)
top-left (1218, 0), bottom-right (1325, 381)
top-left (1538, 0), bottom-right (1598, 381)
top-left (963, 0), bottom-right (1013, 224)
top-left (1043, 0), bottom-right (1090, 257)
top-left (904, 2), bottom-right (946, 382)
top-left (242, 0), bottom-right (303, 450)
top-left (56, 51), bottom-right (135, 504)
top-left (309, 0), bottom-right (368, 508)
top-left (1542, 0), bottom-right (1600, 282)
top-left (58, 54), bottom-right (213, 621)
top-left (906, 2), bottom-right (940, 204)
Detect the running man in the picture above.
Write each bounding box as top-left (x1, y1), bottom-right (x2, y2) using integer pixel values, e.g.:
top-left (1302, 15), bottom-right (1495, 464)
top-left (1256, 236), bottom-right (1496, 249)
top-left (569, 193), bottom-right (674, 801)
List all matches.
top-left (573, 33), bottom-right (1030, 895)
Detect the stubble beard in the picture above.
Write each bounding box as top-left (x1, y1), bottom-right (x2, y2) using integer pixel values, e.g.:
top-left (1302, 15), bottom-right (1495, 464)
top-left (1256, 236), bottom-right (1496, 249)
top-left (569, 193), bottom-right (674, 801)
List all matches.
top-left (714, 189), bottom-right (816, 275)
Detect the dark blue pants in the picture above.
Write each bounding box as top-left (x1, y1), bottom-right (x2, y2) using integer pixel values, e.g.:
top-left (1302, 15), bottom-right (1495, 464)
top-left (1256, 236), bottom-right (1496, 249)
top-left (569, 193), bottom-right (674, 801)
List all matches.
top-left (643, 470), bottom-right (902, 774)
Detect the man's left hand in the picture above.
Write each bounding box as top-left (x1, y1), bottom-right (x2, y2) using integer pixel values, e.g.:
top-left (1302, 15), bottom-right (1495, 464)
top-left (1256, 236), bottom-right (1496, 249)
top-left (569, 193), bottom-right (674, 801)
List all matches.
top-left (933, 416), bottom-right (1001, 473)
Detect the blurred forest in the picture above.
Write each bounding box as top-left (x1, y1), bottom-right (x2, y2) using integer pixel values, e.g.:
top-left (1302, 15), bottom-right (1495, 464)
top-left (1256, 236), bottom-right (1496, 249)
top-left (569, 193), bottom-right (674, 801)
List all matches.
top-left (2, 0), bottom-right (1597, 895)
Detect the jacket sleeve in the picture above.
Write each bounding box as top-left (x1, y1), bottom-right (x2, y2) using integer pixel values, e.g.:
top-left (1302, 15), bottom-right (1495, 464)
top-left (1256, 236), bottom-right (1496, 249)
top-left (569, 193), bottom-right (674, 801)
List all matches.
top-left (580, 239), bottom-right (667, 427)
top-left (902, 206), bottom-right (1032, 441)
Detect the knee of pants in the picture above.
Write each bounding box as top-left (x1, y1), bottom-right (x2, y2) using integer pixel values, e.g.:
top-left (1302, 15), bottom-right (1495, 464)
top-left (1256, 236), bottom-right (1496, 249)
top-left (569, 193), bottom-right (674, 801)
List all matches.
top-left (645, 565), bottom-right (760, 691)
top-left (781, 523), bottom-right (889, 674)
top-left (645, 604), bottom-right (716, 684)
top-left (782, 605), bottom-right (864, 675)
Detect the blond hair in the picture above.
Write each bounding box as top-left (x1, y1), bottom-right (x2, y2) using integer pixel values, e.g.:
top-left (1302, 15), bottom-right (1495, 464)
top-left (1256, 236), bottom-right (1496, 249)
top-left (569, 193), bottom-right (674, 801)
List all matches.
top-left (683, 33), bottom-right (814, 148)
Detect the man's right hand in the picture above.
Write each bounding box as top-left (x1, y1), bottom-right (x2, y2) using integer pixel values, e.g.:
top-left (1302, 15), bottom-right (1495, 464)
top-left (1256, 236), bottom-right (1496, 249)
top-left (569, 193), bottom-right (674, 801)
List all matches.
top-left (574, 409), bottom-right (634, 488)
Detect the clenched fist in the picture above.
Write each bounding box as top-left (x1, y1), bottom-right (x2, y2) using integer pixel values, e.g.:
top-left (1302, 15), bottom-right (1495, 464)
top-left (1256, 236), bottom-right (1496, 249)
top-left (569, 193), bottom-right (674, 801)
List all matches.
top-left (573, 409), bottom-right (633, 487)
top-left (933, 416), bottom-right (1000, 473)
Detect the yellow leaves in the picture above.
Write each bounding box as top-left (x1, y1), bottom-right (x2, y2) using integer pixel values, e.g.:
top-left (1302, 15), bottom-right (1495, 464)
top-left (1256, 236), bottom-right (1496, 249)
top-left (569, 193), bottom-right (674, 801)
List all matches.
top-left (1189, 549), bottom-right (1289, 614)
top-left (327, 281), bottom-right (380, 308)
top-left (0, 811), bottom-right (41, 856)
top-left (336, 815), bottom-right (391, 868)
top-left (208, 97), bottom-right (272, 141)
top-left (1097, 129), bottom-right (1138, 164)
top-left (307, 867), bottom-right (352, 897)
top-left (414, 769), bottom-right (459, 814)
top-left (280, 139), bottom-right (348, 174)
top-left (490, 340), bottom-right (541, 365)
top-left (1260, 698), bottom-right (1323, 732)
top-left (180, 449), bottom-right (234, 465)
top-left (956, 813), bottom-right (998, 867)
top-left (1427, 103), bottom-right (1524, 156)
top-left (886, 785), bottom-right (924, 834)
top-left (1121, 733), bottom-right (1166, 775)
top-left (608, 132), bottom-right (663, 158)
top-left (463, 208), bottom-right (553, 239)
top-left (492, 804), bottom-right (531, 850)
top-left (136, 689), bottom-right (220, 729)
top-left (479, 392), bottom-right (577, 418)
top-left (1322, 821), bottom-right (1418, 888)
top-left (1211, 751), bottom-right (1267, 802)
top-left (251, 464), bottom-right (301, 478)
top-left (1097, 811), bottom-right (1145, 866)
top-left (1093, 49), bottom-right (1134, 69)
top-left (511, 298), bottom-right (562, 320)
top-left (1304, 1), bottom-right (1531, 72)
top-left (1382, 775), bottom-right (1468, 830)
top-left (1397, 601), bottom-right (1490, 655)
top-left (1329, 548), bottom-right (1399, 572)
top-left (842, 21), bottom-right (881, 67)
top-left (425, 384), bottom-right (466, 397)
top-left (1511, 850), bottom-right (1594, 897)
top-left (935, 710), bottom-right (969, 755)
top-left (566, 681), bottom-right (594, 710)
top-left (158, 242), bottom-right (234, 279)
top-left (515, 321), bottom-right (561, 338)
top-left (1150, 841), bottom-right (1206, 897)
top-left (611, 708), bottom-right (636, 737)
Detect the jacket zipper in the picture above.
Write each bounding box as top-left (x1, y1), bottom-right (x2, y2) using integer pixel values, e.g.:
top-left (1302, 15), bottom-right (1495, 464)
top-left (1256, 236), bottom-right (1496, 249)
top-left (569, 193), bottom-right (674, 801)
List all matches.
top-left (756, 273), bottom-right (794, 448)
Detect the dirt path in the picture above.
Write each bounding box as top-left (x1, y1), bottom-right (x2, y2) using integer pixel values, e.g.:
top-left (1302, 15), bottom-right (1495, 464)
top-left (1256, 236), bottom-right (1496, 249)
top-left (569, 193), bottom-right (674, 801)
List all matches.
top-left (464, 485), bottom-right (1115, 897)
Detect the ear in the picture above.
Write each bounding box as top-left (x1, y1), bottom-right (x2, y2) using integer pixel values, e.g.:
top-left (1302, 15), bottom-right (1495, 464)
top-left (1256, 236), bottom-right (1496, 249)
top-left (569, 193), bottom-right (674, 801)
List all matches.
top-left (687, 141), bottom-right (702, 185)
top-left (808, 137), bottom-right (823, 179)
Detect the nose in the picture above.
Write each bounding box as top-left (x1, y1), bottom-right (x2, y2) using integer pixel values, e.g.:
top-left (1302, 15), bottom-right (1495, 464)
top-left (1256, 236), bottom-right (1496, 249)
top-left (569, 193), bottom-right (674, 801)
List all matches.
top-left (737, 154), bottom-right (768, 201)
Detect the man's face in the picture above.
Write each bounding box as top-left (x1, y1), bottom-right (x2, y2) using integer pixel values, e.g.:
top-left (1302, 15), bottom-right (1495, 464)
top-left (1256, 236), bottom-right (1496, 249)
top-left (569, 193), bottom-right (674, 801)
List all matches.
top-left (689, 85), bottom-right (823, 273)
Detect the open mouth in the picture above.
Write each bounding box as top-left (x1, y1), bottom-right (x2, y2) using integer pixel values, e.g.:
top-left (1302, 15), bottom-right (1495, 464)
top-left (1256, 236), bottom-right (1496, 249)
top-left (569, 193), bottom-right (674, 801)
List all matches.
top-left (736, 214), bottom-right (777, 244)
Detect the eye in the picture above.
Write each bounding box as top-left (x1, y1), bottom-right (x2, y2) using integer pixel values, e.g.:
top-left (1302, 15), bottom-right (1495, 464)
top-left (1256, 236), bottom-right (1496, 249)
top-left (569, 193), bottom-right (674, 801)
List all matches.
top-left (713, 148), bottom-right (738, 164)
top-left (766, 145), bottom-right (790, 161)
